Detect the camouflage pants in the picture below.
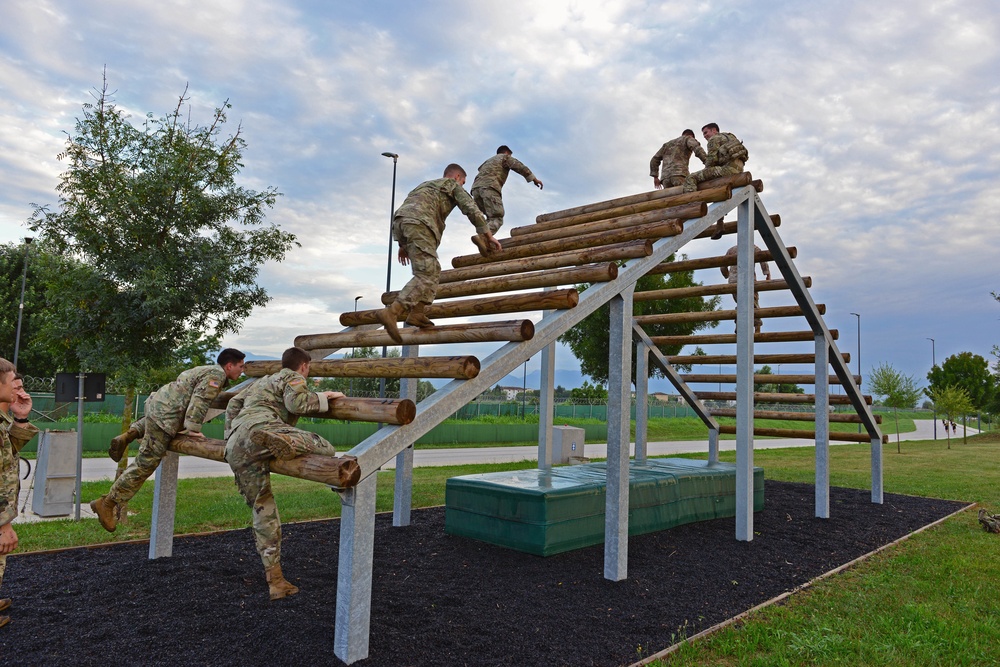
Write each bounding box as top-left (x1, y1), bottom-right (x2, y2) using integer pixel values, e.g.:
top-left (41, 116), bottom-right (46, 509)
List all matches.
top-left (107, 419), bottom-right (174, 505)
top-left (472, 187), bottom-right (505, 234)
top-left (732, 291), bottom-right (763, 329)
top-left (226, 424), bottom-right (337, 569)
top-left (682, 163), bottom-right (743, 193)
top-left (661, 174), bottom-right (687, 187)
top-left (396, 220), bottom-right (441, 310)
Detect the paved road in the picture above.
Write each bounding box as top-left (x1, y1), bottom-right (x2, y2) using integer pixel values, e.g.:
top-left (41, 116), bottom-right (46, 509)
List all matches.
top-left (14, 417), bottom-right (979, 523)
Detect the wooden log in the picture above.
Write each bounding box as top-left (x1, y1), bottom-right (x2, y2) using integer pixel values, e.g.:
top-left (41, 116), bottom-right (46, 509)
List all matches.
top-left (710, 408), bottom-right (879, 424)
top-left (634, 278), bottom-right (809, 302)
top-left (644, 248), bottom-right (794, 277)
top-left (382, 263), bottom-right (617, 304)
top-left (667, 352), bottom-right (850, 365)
top-left (452, 219), bottom-right (683, 269)
top-left (245, 356), bottom-right (480, 380)
top-left (341, 289), bottom-right (579, 326)
top-left (207, 394), bottom-right (416, 425)
top-left (438, 240), bottom-right (651, 284)
top-left (652, 330), bottom-right (839, 346)
top-left (717, 424), bottom-right (887, 445)
top-left (635, 304), bottom-right (822, 326)
top-left (696, 214), bottom-right (781, 240)
top-left (694, 391), bottom-right (871, 405)
top-left (169, 434), bottom-right (361, 488)
top-left (295, 320), bottom-right (534, 351)
top-left (535, 173), bottom-right (755, 224)
top-left (680, 373), bottom-right (860, 385)
top-left (503, 201), bottom-right (709, 248)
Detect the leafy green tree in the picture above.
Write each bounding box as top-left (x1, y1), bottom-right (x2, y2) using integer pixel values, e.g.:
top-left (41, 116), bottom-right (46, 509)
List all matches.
top-left (559, 262), bottom-right (719, 385)
top-left (926, 352), bottom-right (996, 414)
top-left (570, 380), bottom-right (609, 402)
top-left (753, 365), bottom-right (804, 394)
top-left (869, 362), bottom-right (922, 453)
top-left (926, 384), bottom-right (974, 449)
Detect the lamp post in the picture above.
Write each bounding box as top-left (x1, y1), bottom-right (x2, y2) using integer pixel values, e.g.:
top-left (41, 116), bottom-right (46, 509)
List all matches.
top-left (349, 296), bottom-right (362, 396)
top-left (927, 337), bottom-right (936, 439)
top-left (850, 312), bottom-right (860, 433)
top-left (380, 152), bottom-right (399, 402)
top-left (13, 237), bottom-right (33, 367)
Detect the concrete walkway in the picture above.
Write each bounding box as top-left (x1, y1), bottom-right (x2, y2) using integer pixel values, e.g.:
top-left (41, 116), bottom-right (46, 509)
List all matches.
top-left (13, 417), bottom-right (979, 523)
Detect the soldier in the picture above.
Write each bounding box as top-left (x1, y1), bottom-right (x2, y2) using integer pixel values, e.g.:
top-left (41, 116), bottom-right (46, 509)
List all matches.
top-left (721, 244), bottom-right (771, 334)
top-left (224, 346), bottom-right (344, 600)
top-left (0, 374), bottom-right (24, 429)
top-left (650, 130), bottom-right (707, 189)
top-left (0, 359), bottom-right (38, 630)
top-left (375, 163), bottom-right (501, 343)
top-left (683, 123), bottom-right (749, 239)
top-left (90, 348), bottom-right (246, 532)
top-left (469, 145), bottom-right (543, 253)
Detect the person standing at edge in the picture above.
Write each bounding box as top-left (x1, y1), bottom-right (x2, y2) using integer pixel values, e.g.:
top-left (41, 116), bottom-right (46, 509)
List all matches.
top-left (469, 145), bottom-right (543, 254)
top-left (683, 123), bottom-right (749, 239)
top-left (90, 348), bottom-right (247, 532)
top-left (0, 359), bottom-right (38, 630)
top-left (224, 346), bottom-right (344, 600)
top-left (650, 129), bottom-right (707, 189)
top-left (375, 163), bottom-right (500, 343)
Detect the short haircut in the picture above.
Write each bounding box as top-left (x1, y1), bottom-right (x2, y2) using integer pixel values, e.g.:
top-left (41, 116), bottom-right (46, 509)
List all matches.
top-left (281, 346), bottom-right (311, 370)
top-left (217, 348), bottom-right (246, 367)
top-left (682, 129), bottom-right (695, 137)
top-left (496, 145), bottom-right (512, 154)
top-left (0, 358), bottom-right (14, 380)
top-left (702, 122), bottom-right (720, 132)
top-left (443, 163), bottom-right (467, 178)
top-left (14, 373), bottom-right (23, 381)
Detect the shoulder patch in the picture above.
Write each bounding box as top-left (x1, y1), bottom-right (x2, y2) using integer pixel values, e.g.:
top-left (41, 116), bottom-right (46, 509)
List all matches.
top-left (208, 380), bottom-right (221, 388)
top-left (288, 378), bottom-right (306, 386)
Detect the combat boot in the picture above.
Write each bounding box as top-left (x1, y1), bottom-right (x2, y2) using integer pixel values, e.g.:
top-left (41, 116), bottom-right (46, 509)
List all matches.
top-left (108, 425), bottom-right (141, 462)
top-left (265, 563), bottom-right (300, 600)
top-left (404, 303), bottom-right (435, 328)
top-left (375, 301), bottom-right (406, 344)
top-left (251, 429), bottom-right (296, 460)
top-left (0, 598), bottom-right (10, 613)
top-left (470, 234), bottom-right (494, 257)
top-left (90, 495), bottom-right (118, 532)
top-left (710, 220), bottom-right (725, 240)
top-left (0, 616), bottom-right (8, 629)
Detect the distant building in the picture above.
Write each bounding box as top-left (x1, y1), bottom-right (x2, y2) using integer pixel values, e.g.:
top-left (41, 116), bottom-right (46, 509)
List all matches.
top-left (650, 392), bottom-right (681, 403)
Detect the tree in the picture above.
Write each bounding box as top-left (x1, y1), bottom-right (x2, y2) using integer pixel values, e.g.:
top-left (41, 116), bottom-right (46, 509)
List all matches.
top-left (869, 362), bottom-right (922, 453)
top-left (570, 380), bottom-right (608, 402)
top-left (753, 365), bottom-right (804, 395)
top-left (559, 261), bottom-right (719, 385)
top-left (926, 384), bottom-right (974, 449)
top-left (926, 352), bottom-right (996, 414)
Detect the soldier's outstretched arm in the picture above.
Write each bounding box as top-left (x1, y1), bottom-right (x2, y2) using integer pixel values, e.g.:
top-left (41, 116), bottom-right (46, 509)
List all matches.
top-left (182, 373), bottom-right (224, 434)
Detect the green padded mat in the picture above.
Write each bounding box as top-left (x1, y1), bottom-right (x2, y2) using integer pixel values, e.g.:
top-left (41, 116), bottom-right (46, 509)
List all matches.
top-left (445, 458), bottom-right (764, 556)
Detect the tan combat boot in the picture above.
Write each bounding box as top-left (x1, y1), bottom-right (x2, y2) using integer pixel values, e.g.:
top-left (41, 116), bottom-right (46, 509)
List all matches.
top-left (404, 303), bottom-right (435, 328)
top-left (375, 301), bottom-right (406, 344)
top-left (470, 234), bottom-right (494, 257)
top-left (108, 425), bottom-right (141, 462)
top-left (710, 220), bottom-right (725, 240)
top-left (90, 495), bottom-right (118, 532)
top-left (0, 616), bottom-right (8, 629)
top-left (0, 599), bottom-right (10, 613)
top-left (265, 563), bottom-right (300, 600)
top-left (251, 429), bottom-right (296, 460)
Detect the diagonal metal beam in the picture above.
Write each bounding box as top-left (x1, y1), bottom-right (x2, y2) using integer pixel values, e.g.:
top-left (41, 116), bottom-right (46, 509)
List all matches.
top-left (632, 324), bottom-right (718, 429)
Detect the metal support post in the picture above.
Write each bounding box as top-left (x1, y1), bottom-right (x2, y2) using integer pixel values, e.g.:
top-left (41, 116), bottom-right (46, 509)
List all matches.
top-left (871, 435), bottom-right (883, 504)
top-left (605, 290), bottom-right (632, 581)
top-left (393, 342), bottom-right (417, 527)
top-left (734, 197), bottom-right (755, 541)
top-left (814, 334), bottom-right (830, 518)
top-left (335, 474), bottom-right (378, 664)
top-left (634, 341), bottom-right (649, 465)
top-left (74, 373), bottom-right (85, 520)
top-left (538, 342), bottom-right (555, 469)
top-left (149, 451), bottom-right (180, 558)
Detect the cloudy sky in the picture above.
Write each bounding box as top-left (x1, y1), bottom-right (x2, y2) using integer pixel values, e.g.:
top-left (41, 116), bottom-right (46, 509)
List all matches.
top-left (1, 0), bottom-right (997, 393)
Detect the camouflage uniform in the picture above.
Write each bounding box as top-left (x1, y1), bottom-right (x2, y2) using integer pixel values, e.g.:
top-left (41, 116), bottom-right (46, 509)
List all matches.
top-left (470, 154), bottom-right (537, 233)
top-left (722, 245), bottom-right (769, 329)
top-left (106, 365), bottom-right (226, 505)
top-left (224, 368), bottom-right (336, 570)
top-left (0, 417), bottom-right (38, 593)
top-left (650, 135), bottom-right (707, 187)
top-left (682, 131), bottom-right (747, 192)
top-left (393, 177), bottom-right (487, 309)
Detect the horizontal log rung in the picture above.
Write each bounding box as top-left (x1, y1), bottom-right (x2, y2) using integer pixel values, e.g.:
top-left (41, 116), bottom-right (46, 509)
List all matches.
top-left (245, 356), bottom-right (480, 380)
top-left (693, 391), bottom-right (872, 405)
top-left (644, 248), bottom-right (795, 276)
top-left (209, 394), bottom-right (416, 425)
top-left (666, 353), bottom-right (850, 365)
top-left (680, 374), bottom-right (860, 385)
top-left (635, 304), bottom-right (823, 326)
top-left (709, 408), bottom-right (879, 424)
top-left (650, 330), bottom-right (840, 346)
top-left (633, 278), bottom-right (809, 302)
top-left (295, 320), bottom-right (534, 352)
top-left (717, 425), bottom-right (887, 444)
top-left (341, 290), bottom-right (578, 327)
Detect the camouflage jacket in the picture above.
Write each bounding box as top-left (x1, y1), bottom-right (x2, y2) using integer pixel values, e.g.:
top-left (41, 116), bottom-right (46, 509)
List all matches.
top-left (225, 368), bottom-right (330, 437)
top-left (147, 364), bottom-right (227, 436)
top-left (721, 245), bottom-right (769, 284)
top-left (1, 419), bottom-right (39, 526)
top-left (393, 177), bottom-right (487, 247)
top-left (470, 154), bottom-right (536, 194)
top-left (706, 132), bottom-right (747, 169)
top-left (650, 136), bottom-right (707, 179)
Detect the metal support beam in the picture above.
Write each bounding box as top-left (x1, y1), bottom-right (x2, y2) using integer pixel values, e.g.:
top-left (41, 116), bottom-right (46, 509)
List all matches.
top-left (538, 342), bottom-right (555, 470)
top-left (735, 196), bottom-right (755, 542)
top-left (634, 341), bottom-right (649, 465)
top-left (335, 474), bottom-right (378, 665)
top-left (814, 334), bottom-right (830, 518)
top-left (149, 451), bottom-right (179, 559)
top-left (605, 290), bottom-right (633, 581)
top-left (708, 428), bottom-right (719, 464)
top-left (632, 324), bottom-right (718, 429)
top-left (393, 342), bottom-right (418, 526)
top-left (871, 435), bottom-right (883, 504)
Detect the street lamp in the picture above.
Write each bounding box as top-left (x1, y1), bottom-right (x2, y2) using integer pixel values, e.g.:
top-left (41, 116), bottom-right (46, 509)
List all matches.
top-left (349, 296), bottom-right (363, 396)
top-left (850, 312), bottom-right (860, 433)
top-left (13, 237), bottom-right (33, 367)
top-left (380, 152), bottom-right (399, 402)
top-left (927, 337), bottom-right (936, 439)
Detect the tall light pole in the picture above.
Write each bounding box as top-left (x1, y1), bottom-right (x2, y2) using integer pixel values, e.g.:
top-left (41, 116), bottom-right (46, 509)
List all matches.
top-left (850, 312), bottom-right (860, 433)
top-left (349, 296), bottom-right (363, 396)
top-left (927, 337), bottom-right (936, 439)
top-left (380, 152), bottom-right (399, 401)
top-left (13, 237), bottom-right (33, 367)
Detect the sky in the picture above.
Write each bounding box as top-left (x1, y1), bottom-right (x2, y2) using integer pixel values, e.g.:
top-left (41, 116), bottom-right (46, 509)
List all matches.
top-left (1, 0), bottom-right (997, 394)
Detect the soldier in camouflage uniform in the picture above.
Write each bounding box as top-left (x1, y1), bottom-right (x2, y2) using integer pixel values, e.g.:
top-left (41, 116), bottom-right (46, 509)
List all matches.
top-left (0, 360), bottom-right (39, 629)
top-left (650, 130), bottom-right (707, 189)
top-left (90, 348), bottom-right (246, 532)
top-left (224, 346), bottom-right (344, 600)
top-left (469, 145), bottom-right (543, 250)
top-left (684, 123), bottom-right (749, 238)
top-left (375, 163), bottom-right (500, 343)
top-left (721, 244), bottom-right (771, 333)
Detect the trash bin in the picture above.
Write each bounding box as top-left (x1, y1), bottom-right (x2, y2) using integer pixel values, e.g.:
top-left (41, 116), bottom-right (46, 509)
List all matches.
top-left (31, 430), bottom-right (78, 517)
top-left (552, 426), bottom-right (585, 464)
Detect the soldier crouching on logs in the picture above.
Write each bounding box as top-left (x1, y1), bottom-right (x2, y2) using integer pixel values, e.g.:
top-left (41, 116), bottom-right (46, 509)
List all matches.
top-left (375, 163), bottom-right (501, 343)
top-left (683, 123), bottom-right (749, 239)
top-left (91, 348), bottom-right (247, 532)
top-left (224, 346), bottom-right (344, 600)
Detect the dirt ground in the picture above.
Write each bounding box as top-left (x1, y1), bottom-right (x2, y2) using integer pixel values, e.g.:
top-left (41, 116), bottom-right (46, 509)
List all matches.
top-left (0, 481), bottom-right (967, 666)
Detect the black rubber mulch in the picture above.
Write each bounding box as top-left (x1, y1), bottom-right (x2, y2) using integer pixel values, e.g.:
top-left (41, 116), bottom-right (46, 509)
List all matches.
top-left (1, 481), bottom-right (967, 667)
